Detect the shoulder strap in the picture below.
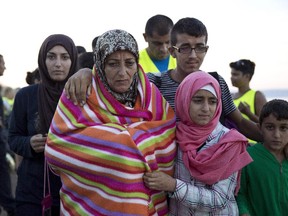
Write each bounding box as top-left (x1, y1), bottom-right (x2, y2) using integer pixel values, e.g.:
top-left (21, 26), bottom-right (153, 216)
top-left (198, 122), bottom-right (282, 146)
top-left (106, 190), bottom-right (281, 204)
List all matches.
top-left (208, 71), bottom-right (219, 82)
top-left (153, 72), bottom-right (163, 88)
top-left (208, 72), bottom-right (227, 126)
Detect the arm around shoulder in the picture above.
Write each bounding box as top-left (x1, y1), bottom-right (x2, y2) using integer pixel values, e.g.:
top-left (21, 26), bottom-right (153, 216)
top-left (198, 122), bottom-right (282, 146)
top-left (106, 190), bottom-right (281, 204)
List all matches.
top-left (64, 67), bottom-right (92, 106)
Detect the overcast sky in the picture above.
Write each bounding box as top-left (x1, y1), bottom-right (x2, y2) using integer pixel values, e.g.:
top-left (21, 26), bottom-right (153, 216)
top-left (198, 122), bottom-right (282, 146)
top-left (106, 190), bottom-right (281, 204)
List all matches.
top-left (1, 0), bottom-right (287, 91)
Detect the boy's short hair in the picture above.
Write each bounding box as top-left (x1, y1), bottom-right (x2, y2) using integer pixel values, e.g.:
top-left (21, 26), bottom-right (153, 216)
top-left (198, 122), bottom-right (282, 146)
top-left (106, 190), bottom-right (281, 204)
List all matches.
top-left (78, 52), bottom-right (94, 69)
top-left (259, 99), bottom-right (288, 125)
top-left (145, 14), bottom-right (173, 37)
top-left (26, 68), bottom-right (40, 85)
top-left (170, 17), bottom-right (208, 46)
top-left (230, 59), bottom-right (255, 79)
top-left (76, 46), bottom-right (86, 54)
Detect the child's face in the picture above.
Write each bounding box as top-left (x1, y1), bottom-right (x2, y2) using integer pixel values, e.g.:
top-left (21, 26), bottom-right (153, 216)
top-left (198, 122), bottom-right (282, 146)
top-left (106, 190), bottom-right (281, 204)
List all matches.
top-left (189, 89), bottom-right (218, 125)
top-left (260, 114), bottom-right (288, 153)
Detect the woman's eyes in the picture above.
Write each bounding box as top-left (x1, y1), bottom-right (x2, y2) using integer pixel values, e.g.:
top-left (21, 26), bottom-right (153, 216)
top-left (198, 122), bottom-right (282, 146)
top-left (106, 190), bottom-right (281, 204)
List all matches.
top-left (46, 54), bottom-right (70, 60)
top-left (107, 61), bottom-right (136, 67)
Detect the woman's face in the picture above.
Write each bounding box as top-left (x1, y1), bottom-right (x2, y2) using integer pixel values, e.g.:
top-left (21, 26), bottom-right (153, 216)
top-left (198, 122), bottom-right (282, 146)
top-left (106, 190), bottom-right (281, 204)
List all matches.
top-left (45, 45), bottom-right (71, 81)
top-left (104, 50), bottom-right (137, 93)
top-left (189, 89), bottom-right (218, 125)
top-left (0, 56), bottom-right (6, 76)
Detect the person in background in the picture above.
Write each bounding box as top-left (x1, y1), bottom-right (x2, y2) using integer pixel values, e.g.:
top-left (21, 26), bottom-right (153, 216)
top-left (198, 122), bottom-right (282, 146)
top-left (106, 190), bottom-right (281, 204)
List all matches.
top-left (76, 45), bottom-right (86, 57)
top-left (45, 29), bottom-right (176, 216)
top-left (139, 14), bottom-right (176, 73)
top-left (2, 87), bottom-right (17, 133)
top-left (77, 51), bottom-right (94, 70)
top-left (144, 71), bottom-right (252, 215)
top-left (25, 68), bottom-right (41, 85)
top-left (2, 86), bottom-right (17, 171)
top-left (0, 54), bottom-right (15, 216)
top-left (63, 17), bottom-right (263, 142)
top-left (8, 34), bottom-right (78, 216)
top-left (230, 59), bottom-right (267, 144)
top-left (236, 99), bottom-right (288, 216)
top-left (2, 86), bottom-right (15, 116)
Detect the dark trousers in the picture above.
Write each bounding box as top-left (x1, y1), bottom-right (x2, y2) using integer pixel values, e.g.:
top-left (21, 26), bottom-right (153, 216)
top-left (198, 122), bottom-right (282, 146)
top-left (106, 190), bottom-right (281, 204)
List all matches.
top-left (0, 135), bottom-right (15, 215)
top-left (15, 202), bottom-right (60, 216)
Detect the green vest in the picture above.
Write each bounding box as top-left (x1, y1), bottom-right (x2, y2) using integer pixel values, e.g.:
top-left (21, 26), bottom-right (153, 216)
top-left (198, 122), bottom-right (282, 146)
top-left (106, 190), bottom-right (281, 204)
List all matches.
top-left (233, 89), bottom-right (256, 144)
top-left (139, 49), bottom-right (176, 73)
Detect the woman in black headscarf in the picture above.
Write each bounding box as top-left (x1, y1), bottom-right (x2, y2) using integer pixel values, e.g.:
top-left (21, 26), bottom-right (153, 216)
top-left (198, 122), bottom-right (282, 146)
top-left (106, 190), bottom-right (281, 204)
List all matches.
top-left (8, 34), bottom-right (78, 216)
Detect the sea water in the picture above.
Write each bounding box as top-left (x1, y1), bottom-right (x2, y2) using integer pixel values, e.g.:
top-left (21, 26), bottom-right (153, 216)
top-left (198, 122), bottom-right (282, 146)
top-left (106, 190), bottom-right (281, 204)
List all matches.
top-left (263, 89), bottom-right (288, 102)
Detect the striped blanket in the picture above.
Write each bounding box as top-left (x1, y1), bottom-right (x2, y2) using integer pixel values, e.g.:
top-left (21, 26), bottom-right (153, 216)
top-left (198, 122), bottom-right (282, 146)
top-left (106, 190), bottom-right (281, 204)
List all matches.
top-left (45, 67), bottom-right (176, 216)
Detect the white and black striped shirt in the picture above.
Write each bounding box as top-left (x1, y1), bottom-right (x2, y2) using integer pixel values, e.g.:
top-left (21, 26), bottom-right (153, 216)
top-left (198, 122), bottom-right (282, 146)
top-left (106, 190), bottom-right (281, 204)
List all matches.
top-left (147, 70), bottom-right (236, 120)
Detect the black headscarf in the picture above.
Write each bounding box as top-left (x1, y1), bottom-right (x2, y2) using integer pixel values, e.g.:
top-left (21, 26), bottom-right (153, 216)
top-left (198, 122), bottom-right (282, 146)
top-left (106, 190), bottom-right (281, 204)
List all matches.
top-left (37, 34), bottom-right (78, 134)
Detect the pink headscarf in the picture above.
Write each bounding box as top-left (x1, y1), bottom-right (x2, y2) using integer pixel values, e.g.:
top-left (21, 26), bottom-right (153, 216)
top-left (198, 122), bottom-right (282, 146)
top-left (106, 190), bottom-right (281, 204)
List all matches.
top-left (176, 71), bottom-right (222, 145)
top-left (175, 71), bottom-right (252, 193)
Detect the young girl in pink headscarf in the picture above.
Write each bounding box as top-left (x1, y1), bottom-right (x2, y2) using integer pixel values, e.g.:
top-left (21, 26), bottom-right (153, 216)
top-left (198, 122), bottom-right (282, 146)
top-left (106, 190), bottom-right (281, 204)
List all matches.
top-left (144, 71), bottom-right (253, 215)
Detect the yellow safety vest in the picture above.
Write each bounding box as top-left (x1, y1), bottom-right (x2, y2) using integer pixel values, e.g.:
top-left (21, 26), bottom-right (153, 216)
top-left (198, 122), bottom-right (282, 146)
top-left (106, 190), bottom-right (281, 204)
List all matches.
top-left (139, 49), bottom-right (176, 73)
top-left (233, 89), bottom-right (256, 144)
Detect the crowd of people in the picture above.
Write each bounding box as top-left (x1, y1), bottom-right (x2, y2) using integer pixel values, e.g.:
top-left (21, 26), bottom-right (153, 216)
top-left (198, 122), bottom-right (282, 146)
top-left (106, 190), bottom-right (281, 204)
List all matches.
top-left (0, 14), bottom-right (287, 216)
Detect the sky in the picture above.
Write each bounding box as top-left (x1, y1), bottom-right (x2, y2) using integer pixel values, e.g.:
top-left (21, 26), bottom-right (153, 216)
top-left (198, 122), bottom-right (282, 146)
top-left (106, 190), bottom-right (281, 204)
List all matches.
top-left (1, 0), bottom-right (288, 92)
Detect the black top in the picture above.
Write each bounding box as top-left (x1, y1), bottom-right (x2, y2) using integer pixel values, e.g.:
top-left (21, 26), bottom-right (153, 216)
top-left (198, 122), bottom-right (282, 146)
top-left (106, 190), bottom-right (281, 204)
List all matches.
top-left (8, 84), bottom-right (61, 206)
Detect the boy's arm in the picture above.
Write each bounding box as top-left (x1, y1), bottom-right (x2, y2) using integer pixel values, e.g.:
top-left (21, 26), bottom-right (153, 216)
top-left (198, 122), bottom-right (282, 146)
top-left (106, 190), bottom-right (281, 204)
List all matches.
top-left (64, 68), bottom-right (92, 106)
top-left (236, 168), bottom-right (251, 216)
top-left (255, 91), bottom-right (267, 117)
top-left (227, 109), bottom-right (263, 142)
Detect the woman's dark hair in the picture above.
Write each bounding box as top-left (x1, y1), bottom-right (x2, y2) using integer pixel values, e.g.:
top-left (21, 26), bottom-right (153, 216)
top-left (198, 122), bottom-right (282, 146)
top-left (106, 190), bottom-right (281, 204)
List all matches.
top-left (25, 68), bottom-right (40, 85)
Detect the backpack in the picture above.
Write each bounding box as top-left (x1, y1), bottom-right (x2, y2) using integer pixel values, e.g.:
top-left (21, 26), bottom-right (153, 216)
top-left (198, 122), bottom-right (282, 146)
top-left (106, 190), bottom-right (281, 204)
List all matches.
top-left (209, 72), bottom-right (237, 129)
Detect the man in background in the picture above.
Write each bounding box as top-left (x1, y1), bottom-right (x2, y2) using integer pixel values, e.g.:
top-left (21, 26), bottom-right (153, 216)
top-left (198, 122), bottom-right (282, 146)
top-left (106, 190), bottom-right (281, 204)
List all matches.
top-left (139, 14), bottom-right (176, 73)
top-left (0, 54), bottom-right (15, 216)
top-left (76, 46), bottom-right (86, 57)
top-left (230, 59), bottom-right (267, 144)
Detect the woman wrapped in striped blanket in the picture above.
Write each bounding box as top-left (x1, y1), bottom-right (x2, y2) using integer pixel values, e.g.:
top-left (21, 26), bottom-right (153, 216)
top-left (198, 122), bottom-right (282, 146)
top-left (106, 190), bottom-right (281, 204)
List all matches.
top-left (45, 29), bottom-right (177, 216)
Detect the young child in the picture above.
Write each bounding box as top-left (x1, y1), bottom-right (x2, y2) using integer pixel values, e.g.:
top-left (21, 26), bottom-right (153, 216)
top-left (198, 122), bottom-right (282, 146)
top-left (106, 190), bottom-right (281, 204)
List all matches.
top-left (143, 71), bottom-right (253, 215)
top-left (237, 99), bottom-right (288, 216)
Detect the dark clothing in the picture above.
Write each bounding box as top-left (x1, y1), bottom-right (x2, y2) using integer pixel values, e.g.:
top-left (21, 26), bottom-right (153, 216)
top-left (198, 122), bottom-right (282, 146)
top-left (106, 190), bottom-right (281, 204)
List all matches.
top-left (0, 96), bottom-right (16, 215)
top-left (15, 202), bottom-right (60, 216)
top-left (8, 84), bottom-right (61, 216)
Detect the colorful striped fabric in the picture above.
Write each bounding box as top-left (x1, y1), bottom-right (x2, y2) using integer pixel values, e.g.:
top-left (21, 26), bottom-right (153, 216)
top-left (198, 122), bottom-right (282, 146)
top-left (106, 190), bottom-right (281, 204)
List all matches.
top-left (45, 67), bottom-right (176, 216)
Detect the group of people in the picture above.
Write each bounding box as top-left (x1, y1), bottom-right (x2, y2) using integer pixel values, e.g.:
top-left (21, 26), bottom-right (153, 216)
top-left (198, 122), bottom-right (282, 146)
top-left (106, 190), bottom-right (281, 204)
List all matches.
top-left (0, 54), bottom-right (16, 216)
top-left (0, 14), bottom-right (287, 216)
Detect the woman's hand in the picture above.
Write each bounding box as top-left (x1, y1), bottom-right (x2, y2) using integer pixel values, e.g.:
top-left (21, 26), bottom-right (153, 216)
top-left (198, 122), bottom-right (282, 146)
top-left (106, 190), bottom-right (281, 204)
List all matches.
top-left (143, 171), bottom-right (176, 192)
top-left (64, 68), bottom-right (93, 106)
top-left (30, 134), bottom-right (47, 153)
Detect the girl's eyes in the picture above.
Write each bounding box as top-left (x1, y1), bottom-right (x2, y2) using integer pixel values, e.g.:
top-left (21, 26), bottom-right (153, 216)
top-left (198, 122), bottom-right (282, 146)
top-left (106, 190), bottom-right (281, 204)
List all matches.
top-left (192, 98), bottom-right (217, 105)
